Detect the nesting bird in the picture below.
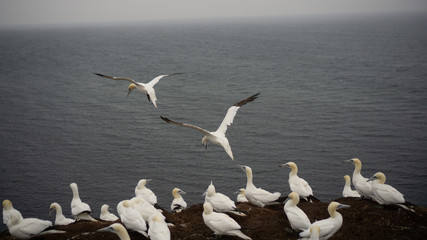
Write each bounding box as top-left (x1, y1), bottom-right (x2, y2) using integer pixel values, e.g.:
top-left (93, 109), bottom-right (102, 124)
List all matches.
top-left (100, 204), bottom-right (119, 221)
top-left (94, 72), bottom-right (184, 108)
top-left (204, 181), bottom-right (245, 216)
top-left (117, 200), bottom-right (148, 237)
top-left (240, 165), bottom-right (281, 207)
top-left (130, 196), bottom-right (164, 223)
top-left (161, 93), bottom-right (260, 161)
top-left (342, 175), bottom-right (361, 198)
top-left (171, 188), bottom-right (187, 213)
top-left (299, 201), bottom-right (350, 240)
top-left (135, 179), bottom-right (157, 205)
top-left (283, 192), bottom-right (311, 232)
top-left (49, 203), bottom-right (75, 225)
top-left (344, 158), bottom-right (373, 199)
top-left (3, 199), bottom-right (23, 228)
top-left (235, 188), bottom-right (249, 203)
top-left (98, 223), bottom-right (130, 240)
top-left (69, 183), bottom-right (97, 221)
top-left (202, 202), bottom-right (252, 240)
top-left (148, 213), bottom-right (171, 240)
top-left (279, 162), bottom-right (314, 202)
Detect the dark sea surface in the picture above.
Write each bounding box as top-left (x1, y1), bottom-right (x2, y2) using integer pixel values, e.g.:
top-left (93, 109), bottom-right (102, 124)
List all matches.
top-left (1, 14), bottom-right (426, 231)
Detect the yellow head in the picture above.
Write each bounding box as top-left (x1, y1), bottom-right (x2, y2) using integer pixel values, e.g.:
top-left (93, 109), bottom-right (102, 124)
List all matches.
top-left (370, 172), bottom-right (386, 184)
top-left (2, 199), bottom-right (13, 210)
top-left (288, 192), bottom-right (300, 204)
top-left (128, 83), bottom-right (137, 96)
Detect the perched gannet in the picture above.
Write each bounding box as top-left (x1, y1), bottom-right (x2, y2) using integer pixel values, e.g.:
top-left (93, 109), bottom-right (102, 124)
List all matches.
top-left (117, 200), bottom-right (148, 237)
top-left (284, 192), bottom-right (311, 232)
top-left (49, 203), bottom-right (75, 225)
top-left (100, 204), bottom-right (119, 221)
top-left (69, 183), bottom-right (97, 221)
top-left (8, 214), bottom-right (54, 240)
top-left (344, 158), bottom-right (373, 198)
top-left (171, 188), bottom-right (187, 213)
top-left (202, 202), bottom-right (252, 240)
top-left (94, 72), bottom-right (184, 108)
top-left (130, 196), bottom-right (164, 223)
top-left (308, 225), bottom-right (321, 240)
top-left (148, 213), bottom-right (171, 240)
top-left (279, 162), bottom-right (314, 202)
top-left (3, 199), bottom-right (23, 228)
top-left (161, 93), bottom-right (260, 160)
top-left (240, 165), bottom-right (281, 207)
top-left (235, 188), bottom-right (249, 203)
top-left (204, 181), bottom-right (245, 216)
top-left (98, 223), bottom-right (130, 240)
top-left (299, 202), bottom-right (350, 240)
top-left (367, 172), bottom-right (413, 211)
top-left (135, 179), bottom-right (157, 205)
top-left (342, 175), bottom-right (361, 198)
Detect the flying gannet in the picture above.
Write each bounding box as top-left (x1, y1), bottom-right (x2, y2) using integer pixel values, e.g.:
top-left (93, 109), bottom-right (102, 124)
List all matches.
top-left (98, 223), bottom-right (130, 240)
top-left (100, 204), bottom-right (119, 221)
top-left (344, 158), bottom-right (373, 199)
top-left (202, 202), bottom-right (252, 240)
top-left (135, 179), bottom-right (157, 205)
top-left (171, 188), bottom-right (187, 213)
top-left (240, 165), bottom-right (281, 207)
top-left (204, 181), bottom-right (245, 216)
top-left (69, 183), bottom-right (97, 221)
top-left (117, 200), bottom-right (148, 237)
top-left (367, 172), bottom-right (413, 212)
top-left (299, 201), bottom-right (350, 240)
top-left (148, 213), bottom-right (171, 240)
top-left (279, 162), bottom-right (314, 202)
top-left (283, 192), bottom-right (311, 232)
top-left (342, 175), bottom-right (361, 198)
top-left (160, 93), bottom-right (260, 160)
top-left (94, 72), bottom-right (184, 108)
top-left (3, 199), bottom-right (23, 228)
top-left (49, 203), bottom-right (75, 225)
top-left (235, 188), bottom-right (249, 203)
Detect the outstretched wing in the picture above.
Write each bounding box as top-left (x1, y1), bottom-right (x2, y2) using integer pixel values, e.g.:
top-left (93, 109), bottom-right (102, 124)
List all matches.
top-left (94, 73), bottom-right (141, 86)
top-left (161, 116), bottom-right (211, 136)
top-left (216, 93), bottom-right (260, 134)
top-left (147, 72), bottom-right (185, 87)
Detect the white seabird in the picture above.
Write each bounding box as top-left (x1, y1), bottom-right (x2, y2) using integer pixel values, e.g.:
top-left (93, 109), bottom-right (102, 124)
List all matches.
top-left (235, 188), bottom-right (249, 203)
top-left (279, 162), bottom-right (314, 202)
top-left (7, 215), bottom-right (55, 240)
top-left (130, 196), bottom-right (164, 223)
top-left (342, 175), bottom-right (361, 198)
top-left (3, 199), bottom-right (23, 228)
top-left (117, 200), bottom-right (148, 237)
top-left (202, 202), bottom-right (252, 240)
top-left (299, 201), bottom-right (350, 240)
top-left (240, 165), bottom-right (281, 207)
top-left (69, 183), bottom-right (97, 221)
top-left (344, 158), bottom-right (373, 199)
top-left (148, 213), bottom-right (171, 240)
top-left (204, 181), bottom-right (245, 216)
top-left (98, 223), bottom-right (130, 240)
top-left (135, 179), bottom-right (157, 205)
top-left (49, 203), bottom-right (75, 225)
top-left (284, 192), bottom-right (311, 232)
top-left (94, 72), bottom-right (184, 108)
top-left (308, 225), bottom-right (321, 240)
top-left (160, 93), bottom-right (260, 161)
top-left (100, 204), bottom-right (119, 221)
top-left (171, 188), bottom-right (187, 213)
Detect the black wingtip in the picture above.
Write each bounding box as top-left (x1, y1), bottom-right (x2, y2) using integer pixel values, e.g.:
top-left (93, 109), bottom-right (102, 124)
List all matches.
top-left (94, 73), bottom-right (103, 77)
top-left (234, 92), bottom-right (260, 107)
top-left (160, 116), bottom-right (170, 122)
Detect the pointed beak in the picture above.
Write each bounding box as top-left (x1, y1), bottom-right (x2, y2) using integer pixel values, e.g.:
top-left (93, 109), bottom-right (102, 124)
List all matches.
top-left (49, 208), bottom-right (54, 217)
top-left (202, 190), bottom-right (207, 196)
top-left (337, 204), bottom-right (351, 209)
top-left (180, 190), bottom-right (187, 195)
top-left (278, 163), bottom-right (288, 168)
top-left (234, 190), bottom-right (240, 195)
top-left (238, 165), bottom-right (246, 170)
top-left (127, 89), bottom-right (133, 96)
top-left (97, 226), bottom-right (113, 233)
top-left (343, 159), bottom-right (353, 163)
top-left (367, 176), bottom-right (375, 182)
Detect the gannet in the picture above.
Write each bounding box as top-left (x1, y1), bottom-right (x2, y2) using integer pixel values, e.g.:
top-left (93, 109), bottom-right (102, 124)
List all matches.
top-left (171, 188), bottom-right (187, 213)
top-left (3, 199), bottom-right (23, 228)
top-left (279, 162), bottom-right (314, 202)
top-left (130, 196), bottom-right (164, 223)
top-left (240, 165), bottom-right (281, 207)
top-left (235, 188), bottom-right (249, 203)
top-left (160, 93), bottom-right (260, 160)
top-left (117, 200), bottom-right (148, 237)
top-left (299, 201), bottom-right (350, 240)
top-left (135, 179), bottom-right (157, 205)
top-left (367, 172), bottom-right (413, 211)
top-left (49, 203), bottom-right (75, 225)
top-left (98, 223), bottom-right (130, 240)
top-left (202, 202), bottom-right (252, 240)
top-left (100, 204), bottom-right (119, 221)
top-left (148, 213), bottom-right (171, 240)
top-left (69, 183), bottom-right (97, 221)
top-left (308, 225), bottom-right (321, 240)
top-left (7, 214), bottom-right (55, 240)
top-left (94, 72), bottom-right (184, 108)
top-left (283, 192), bottom-right (311, 232)
top-left (344, 158), bottom-right (373, 199)
top-left (342, 175), bottom-right (361, 198)
top-left (204, 181), bottom-right (245, 216)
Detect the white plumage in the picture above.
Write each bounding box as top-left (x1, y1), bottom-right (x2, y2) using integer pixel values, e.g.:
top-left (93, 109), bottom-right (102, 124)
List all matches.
top-left (171, 188), bottom-right (187, 213)
top-left (368, 172), bottom-right (407, 207)
top-left (100, 204), bottom-right (119, 221)
top-left (284, 192), bottom-right (311, 231)
top-left (135, 179), bottom-right (157, 205)
top-left (130, 196), bottom-right (164, 223)
top-left (98, 223), bottom-right (130, 240)
top-left (204, 181), bottom-right (245, 216)
top-left (235, 188), bottom-right (249, 203)
top-left (148, 213), bottom-right (171, 240)
top-left (117, 200), bottom-right (148, 237)
top-left (49, 203), bottom-right (75, 225)
top-left (280, 162), bottom-right (313, 202)
top-left (344, 158), bottom-right (373, 199)
top-left (69, 183), bottom-right (96, 221)
top-left (342, 175), bottom-right (361, 198)
top-left (3, 199), bottom-right (23, 228)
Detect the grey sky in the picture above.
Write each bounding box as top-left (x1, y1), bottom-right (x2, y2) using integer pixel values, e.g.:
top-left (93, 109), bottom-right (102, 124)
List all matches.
top-left (0, 0), bottom-right (426, 27)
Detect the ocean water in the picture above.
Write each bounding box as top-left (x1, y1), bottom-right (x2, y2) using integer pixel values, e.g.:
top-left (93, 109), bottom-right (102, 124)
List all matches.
top-left (1, 14), bottom-right (426, 231)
